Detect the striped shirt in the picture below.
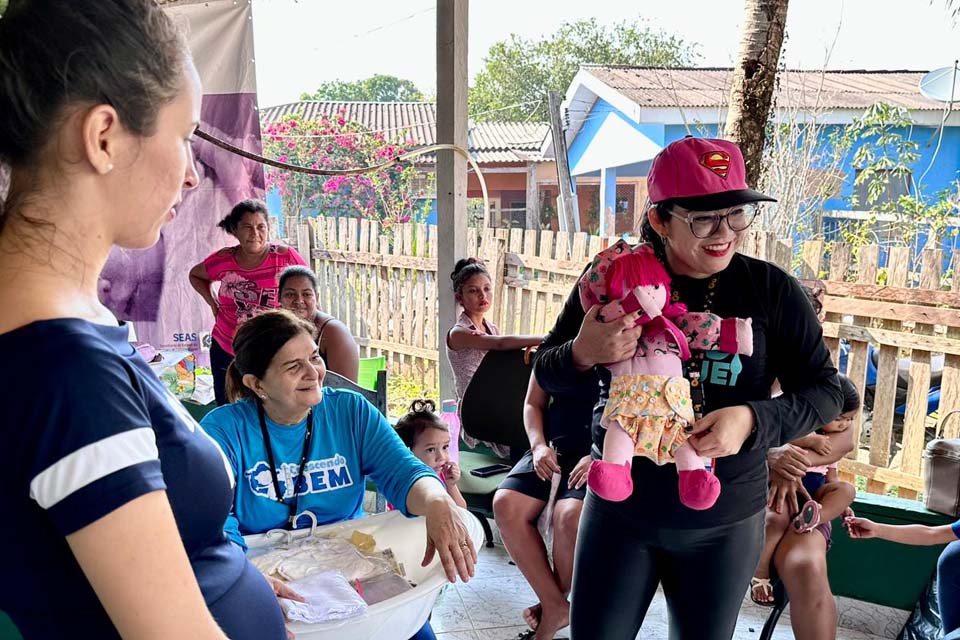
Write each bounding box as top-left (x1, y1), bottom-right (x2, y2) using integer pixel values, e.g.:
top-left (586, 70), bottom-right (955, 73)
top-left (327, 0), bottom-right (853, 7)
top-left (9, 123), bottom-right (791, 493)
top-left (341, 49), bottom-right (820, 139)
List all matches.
top-left (0, 319), bottom-right (278, 638)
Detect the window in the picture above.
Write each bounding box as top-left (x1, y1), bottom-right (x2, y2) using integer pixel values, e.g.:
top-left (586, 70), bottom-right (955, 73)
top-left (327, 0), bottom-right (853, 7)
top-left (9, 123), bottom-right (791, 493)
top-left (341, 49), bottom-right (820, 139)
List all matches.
top-left (854, 169), bottom-right (912, 208)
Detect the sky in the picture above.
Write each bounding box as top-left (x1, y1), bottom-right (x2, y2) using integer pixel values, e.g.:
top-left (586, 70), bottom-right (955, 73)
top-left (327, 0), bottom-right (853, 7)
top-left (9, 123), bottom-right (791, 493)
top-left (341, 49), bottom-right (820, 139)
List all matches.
top-left (250, 0), bottom-right (960, 108)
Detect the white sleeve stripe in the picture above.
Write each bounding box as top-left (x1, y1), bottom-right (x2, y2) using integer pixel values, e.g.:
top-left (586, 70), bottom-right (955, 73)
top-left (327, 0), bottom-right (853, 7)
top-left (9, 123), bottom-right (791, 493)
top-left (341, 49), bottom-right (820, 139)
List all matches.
top-left (29, 428), bottom-right (160, 509)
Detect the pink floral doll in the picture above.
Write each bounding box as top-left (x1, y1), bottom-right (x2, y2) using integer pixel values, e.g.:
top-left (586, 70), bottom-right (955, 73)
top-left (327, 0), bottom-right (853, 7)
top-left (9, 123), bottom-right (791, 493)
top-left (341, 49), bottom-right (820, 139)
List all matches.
top-left (579, 240), bottom-right (752, 510)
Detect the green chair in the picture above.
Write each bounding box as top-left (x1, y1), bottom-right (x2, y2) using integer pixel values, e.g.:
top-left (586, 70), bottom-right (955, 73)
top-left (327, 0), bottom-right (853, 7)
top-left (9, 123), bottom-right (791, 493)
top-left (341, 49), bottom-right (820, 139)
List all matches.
top-left (358, 355), bottom-right (386, 392)
top-left (0, 611), bottom-right (21, 640)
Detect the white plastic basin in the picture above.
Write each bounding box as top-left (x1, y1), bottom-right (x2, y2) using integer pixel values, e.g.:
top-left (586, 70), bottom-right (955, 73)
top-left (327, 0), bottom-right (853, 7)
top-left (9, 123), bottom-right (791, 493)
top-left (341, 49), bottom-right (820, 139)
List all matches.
top-left (244, 507), bottom-right (483, 640)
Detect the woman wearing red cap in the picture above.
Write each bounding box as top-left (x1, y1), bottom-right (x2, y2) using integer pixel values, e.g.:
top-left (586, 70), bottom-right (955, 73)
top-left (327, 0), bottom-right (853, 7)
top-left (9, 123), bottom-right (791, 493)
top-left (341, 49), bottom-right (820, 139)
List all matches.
top-left (534, 136), bottom-right (842, 640)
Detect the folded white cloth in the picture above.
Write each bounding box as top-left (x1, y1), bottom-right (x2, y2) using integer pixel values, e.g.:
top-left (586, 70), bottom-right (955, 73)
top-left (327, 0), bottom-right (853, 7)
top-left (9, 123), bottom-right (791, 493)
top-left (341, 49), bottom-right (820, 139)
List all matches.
top-left (280, 571), bottom-right (368, 624)
top-left (252, 537), bottom-right (390, 582)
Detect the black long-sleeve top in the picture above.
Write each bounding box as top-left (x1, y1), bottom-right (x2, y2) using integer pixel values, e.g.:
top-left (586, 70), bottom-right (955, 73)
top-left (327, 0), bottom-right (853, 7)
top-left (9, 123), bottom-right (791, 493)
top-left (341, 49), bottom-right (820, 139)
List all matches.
top-left (534, 251), bottom-right (842, 528)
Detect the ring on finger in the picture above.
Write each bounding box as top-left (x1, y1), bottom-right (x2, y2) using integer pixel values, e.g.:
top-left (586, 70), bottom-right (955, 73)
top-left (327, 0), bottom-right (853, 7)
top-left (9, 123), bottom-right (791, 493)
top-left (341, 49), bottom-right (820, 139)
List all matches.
top-left (459, 540), bottom-right (470, 549)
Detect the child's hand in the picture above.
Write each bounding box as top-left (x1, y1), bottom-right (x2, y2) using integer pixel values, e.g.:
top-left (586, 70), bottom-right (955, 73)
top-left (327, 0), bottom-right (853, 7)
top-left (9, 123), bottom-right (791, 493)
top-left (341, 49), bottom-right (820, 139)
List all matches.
top-left (810, 433), bottom-right (832, 456)
top-left (444, 462), bottom-right (462, 485)
top-left (845, 516), bottom-right (878, 539)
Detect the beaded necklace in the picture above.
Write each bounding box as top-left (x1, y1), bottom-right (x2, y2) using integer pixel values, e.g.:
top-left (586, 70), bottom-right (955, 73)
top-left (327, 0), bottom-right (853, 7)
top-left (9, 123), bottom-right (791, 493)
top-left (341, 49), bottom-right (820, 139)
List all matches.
top-left (671, 276), bottom-right (719, 421)
top-left (653, 239), bottom-right (720, 421)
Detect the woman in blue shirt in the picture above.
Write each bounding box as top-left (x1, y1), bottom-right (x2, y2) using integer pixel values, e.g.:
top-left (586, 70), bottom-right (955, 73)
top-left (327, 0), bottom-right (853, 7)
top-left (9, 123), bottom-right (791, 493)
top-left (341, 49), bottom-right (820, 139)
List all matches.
top-left (201, 310), bottom-right (476, 637)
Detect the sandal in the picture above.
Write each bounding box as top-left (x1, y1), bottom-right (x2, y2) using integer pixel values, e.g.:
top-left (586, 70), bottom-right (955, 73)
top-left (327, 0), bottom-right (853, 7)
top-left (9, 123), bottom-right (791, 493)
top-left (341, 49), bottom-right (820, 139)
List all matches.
top-left (750, 576), bottom-right (775, 607)
top-left (792, 499), bottom-right (822, 534)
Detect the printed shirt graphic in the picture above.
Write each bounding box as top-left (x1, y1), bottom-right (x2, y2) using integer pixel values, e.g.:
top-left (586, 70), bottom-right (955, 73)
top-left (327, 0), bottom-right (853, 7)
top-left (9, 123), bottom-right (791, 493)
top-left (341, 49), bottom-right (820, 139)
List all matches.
top-left (200, 388), bottom-right (438, 549)
top-left (203, 244), bottom-right (306, 354)
top-left (698, 351), bottom-right (744, 388)
top-left (245, 453), bottom-right (354, 502)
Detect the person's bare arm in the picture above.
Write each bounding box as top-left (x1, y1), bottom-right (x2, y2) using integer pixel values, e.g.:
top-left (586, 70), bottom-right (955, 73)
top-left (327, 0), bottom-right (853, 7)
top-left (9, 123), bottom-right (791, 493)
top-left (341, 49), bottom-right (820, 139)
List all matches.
top-left (321, 321), bottom-right (360, 383)
top-left (792, 432), bottom-right (833, 456)
top-left (804, 427), bottom-right (854, 467)
top-left (447, 326), bottom-right (542, 352)
top-left (523, 375), bottom-right (550, 451)
top-left (846, 518), bottom-right (958, 545)
top-left (523, 375), bottom-right (561, 481)
top-left (405, 477), bottom-right (476, 583)
top-left (67, 491), bottom-right (228, 640)
top-left (188, 262), bottom-right (218, 316)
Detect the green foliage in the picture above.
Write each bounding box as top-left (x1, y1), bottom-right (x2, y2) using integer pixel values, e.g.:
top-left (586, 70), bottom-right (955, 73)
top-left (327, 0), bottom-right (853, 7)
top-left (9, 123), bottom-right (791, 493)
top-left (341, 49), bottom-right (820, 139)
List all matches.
top-left (834, 103), bottom-right (919, 210)
top-left (262, 112), bottom-right (433, 228)
top-left (386, 374), bottom-right (438, 420)
top-left (300, 74), bottom-right (425, 102)
top-left (469, 17), bottom-right (698, 121)
top-left (831, 102), bottom-right (960, 255)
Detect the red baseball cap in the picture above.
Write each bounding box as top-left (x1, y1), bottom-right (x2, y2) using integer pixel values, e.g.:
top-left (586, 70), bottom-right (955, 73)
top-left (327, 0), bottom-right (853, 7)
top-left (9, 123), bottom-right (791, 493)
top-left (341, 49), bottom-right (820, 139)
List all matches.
top-left (647, 136), bottom-right (776, 210)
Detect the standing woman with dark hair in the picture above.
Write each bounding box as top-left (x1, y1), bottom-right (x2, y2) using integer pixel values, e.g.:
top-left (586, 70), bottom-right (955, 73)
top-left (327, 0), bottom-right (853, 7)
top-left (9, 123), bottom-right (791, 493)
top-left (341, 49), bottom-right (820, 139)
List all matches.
top-left (0, 1), bottom-right (288, 638)
top-left (278, 265), bottom-right (360, 382)
top-left (189, 198), bottom-right (306, 405)
top-left (534, 137), bottom-right (843, 640)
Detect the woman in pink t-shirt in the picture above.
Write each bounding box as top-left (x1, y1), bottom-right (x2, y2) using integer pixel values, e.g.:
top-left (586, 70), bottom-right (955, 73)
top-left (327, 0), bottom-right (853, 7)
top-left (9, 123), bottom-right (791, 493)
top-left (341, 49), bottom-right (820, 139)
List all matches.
top-left (188, 199), bottom-right (306, 404)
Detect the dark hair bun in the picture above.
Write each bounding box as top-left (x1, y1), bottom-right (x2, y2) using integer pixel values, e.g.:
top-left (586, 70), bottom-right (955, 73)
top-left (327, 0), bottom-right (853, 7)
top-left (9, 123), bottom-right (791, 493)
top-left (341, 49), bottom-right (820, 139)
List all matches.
top-left (410, 399), bottom-right (437, 414)
top-left (451, 257), bottom-right (483, 281)
top-left (450, 257), bottom-right (489, 293)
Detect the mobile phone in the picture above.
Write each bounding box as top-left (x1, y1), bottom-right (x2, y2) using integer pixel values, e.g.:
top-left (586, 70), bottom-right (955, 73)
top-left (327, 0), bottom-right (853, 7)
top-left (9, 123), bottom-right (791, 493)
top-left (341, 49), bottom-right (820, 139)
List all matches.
top-left (469, 463), bottom-right (512, 478)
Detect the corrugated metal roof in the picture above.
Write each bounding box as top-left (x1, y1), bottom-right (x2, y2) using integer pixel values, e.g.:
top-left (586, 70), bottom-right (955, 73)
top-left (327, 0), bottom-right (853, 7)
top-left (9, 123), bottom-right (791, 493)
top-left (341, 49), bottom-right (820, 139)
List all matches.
top-left (582, 66), bottom-right (944, 111)
top-left (259, 101), bottom-right (549, 163)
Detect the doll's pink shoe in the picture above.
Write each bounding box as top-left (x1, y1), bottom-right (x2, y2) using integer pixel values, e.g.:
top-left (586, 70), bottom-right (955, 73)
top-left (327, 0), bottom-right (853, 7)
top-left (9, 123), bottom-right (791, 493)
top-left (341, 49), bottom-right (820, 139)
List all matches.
top-left (678, 469), bottom-right (721, 510)
top-left (587, 460), bottom-right (633, 502)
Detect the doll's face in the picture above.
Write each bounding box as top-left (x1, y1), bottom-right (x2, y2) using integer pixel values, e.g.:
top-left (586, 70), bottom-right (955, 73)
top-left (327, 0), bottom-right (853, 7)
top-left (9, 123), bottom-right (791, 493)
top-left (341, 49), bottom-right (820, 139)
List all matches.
top-left (633, 283), bottom-right (668, 317)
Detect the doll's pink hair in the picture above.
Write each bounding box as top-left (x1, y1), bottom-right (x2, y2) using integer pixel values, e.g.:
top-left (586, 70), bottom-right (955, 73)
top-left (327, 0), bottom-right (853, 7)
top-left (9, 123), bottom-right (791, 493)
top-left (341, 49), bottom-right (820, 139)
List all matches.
top-left (607, 247), bottom-right (686, 319)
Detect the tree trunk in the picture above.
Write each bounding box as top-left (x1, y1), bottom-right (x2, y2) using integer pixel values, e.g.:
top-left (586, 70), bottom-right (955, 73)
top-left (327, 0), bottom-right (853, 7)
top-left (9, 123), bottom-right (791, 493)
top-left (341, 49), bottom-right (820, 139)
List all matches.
top-left (724, 0), bottom-right (790, 188)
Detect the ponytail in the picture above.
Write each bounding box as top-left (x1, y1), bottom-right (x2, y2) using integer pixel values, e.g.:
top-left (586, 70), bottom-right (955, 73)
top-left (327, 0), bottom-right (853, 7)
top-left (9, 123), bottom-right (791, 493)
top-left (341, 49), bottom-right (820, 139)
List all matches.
top-left (225, 361), bottom-right (250, 403)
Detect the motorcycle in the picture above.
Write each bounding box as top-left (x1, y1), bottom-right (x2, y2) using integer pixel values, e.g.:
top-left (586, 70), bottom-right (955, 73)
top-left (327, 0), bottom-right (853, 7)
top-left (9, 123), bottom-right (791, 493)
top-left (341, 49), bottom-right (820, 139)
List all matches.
top-left (839, 342), bottom-right (943, 441)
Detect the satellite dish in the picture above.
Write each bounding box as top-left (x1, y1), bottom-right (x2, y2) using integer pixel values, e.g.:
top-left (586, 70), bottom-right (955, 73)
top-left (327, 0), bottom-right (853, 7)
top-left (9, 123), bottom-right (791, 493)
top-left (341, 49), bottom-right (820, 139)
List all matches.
top-left (920, 64), bottom-right (960, 103)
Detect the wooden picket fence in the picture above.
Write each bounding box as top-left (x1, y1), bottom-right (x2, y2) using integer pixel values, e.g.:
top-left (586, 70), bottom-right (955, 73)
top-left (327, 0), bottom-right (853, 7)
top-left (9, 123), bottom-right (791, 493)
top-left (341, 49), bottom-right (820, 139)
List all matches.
top-left (294, 216), bottom-right (960, 500)
top-left (294, 218), bottom-right (611, 388)
top-left (742, 232), bottom-right (960, 500)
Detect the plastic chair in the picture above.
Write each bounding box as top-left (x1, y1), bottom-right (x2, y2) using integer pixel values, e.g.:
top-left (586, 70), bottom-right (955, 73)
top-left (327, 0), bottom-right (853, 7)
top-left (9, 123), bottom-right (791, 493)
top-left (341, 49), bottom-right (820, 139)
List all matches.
top-left (358, 355), bottom-right (386, 392)
top-left (758, 576), bottom-right (790, 640)
top-left (460, 349), bottom-right (534, 453)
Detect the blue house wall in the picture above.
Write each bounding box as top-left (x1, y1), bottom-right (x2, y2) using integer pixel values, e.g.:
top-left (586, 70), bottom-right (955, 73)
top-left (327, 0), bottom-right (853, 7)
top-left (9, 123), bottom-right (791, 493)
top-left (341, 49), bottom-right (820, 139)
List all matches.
top-left (817, 124), bottom-right (960, 272)
top-left (821, 125), bottom-right (960, 211)
top-left (568, 96), bottom-right (960, 267)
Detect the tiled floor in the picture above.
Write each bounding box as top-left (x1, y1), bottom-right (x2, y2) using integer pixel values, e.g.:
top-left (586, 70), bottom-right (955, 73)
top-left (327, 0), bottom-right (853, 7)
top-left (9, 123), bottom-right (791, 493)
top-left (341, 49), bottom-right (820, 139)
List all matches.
top-left (432, 543), bottom-right (894, 640)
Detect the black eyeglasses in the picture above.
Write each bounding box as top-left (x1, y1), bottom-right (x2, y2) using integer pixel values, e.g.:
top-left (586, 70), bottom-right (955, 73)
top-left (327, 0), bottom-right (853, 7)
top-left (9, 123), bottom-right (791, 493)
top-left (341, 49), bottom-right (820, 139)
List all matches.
top-left (666, 203), bottom-right (760, 239)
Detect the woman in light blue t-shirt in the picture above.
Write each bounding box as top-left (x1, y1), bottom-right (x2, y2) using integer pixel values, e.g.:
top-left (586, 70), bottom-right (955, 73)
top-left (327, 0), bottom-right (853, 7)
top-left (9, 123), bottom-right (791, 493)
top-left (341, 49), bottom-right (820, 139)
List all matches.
top-left (202, 310), bottom-right (475, 640)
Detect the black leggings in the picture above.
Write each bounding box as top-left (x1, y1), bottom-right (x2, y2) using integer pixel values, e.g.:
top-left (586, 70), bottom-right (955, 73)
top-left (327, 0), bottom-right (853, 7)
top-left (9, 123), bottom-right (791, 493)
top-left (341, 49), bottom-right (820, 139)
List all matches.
top-left (569, 491), bottom-right (764, 640)
top-left (210, 338), bottom-right (233, 406)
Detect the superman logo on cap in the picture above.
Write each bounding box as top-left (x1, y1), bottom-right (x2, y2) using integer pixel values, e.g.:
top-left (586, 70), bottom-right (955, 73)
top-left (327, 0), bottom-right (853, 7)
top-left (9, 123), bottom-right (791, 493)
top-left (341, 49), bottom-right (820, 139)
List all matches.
top-left (699, 151), bottom-right (731, 179)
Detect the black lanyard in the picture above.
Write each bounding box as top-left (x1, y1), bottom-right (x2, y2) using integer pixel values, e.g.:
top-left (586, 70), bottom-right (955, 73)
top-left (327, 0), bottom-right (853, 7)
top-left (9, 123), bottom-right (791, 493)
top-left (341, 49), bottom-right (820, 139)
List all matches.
top-left (257, 402), bottom-right (315, 528)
